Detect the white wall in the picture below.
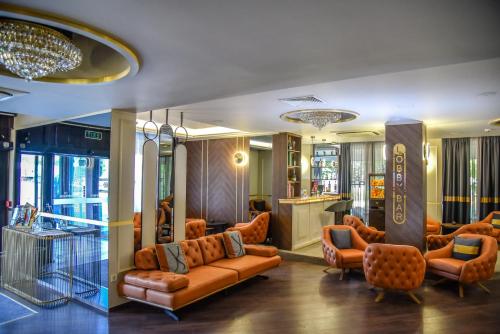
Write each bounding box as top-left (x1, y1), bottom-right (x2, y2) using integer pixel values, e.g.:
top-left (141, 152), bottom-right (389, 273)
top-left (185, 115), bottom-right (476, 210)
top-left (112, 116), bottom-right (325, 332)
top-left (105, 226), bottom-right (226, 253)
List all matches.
top-left (426, 138), bottom-right (442, 221)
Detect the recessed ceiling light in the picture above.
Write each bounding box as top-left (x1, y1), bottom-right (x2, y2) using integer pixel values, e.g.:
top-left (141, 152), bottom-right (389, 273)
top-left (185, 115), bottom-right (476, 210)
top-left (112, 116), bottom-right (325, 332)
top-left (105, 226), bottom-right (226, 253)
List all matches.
top-left (478, 91), bottom-right (497, 97)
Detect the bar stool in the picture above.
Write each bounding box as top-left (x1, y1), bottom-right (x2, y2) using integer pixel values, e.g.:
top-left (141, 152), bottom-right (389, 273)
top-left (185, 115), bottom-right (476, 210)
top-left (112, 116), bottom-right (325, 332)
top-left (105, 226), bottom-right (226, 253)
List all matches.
top-left (344, 199), bottom-right (354, 215)
top-left (325, 200), bottom-right (347, 225)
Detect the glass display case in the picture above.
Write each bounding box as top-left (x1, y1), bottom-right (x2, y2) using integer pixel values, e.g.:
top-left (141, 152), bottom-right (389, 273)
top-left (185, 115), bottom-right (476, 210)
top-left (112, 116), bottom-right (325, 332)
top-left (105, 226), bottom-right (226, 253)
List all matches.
top-left (310, 144), bottom-right (339, 195)
top-left (368, 173), bottom-right (385, 230)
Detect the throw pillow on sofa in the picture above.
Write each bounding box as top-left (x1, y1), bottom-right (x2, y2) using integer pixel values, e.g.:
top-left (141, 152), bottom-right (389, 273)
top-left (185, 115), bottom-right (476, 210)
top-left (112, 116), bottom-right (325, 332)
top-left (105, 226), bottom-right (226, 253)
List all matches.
top-left (222, 231), bottom-right (246, 258)
top-left (330, 229), bottom-right (352, 249)
top-left (155, 242), bottom-right (189, 274)
top-left (492, 213), bottom-right (500, 229)
top-left (452, 236), bottom-right (481, 261)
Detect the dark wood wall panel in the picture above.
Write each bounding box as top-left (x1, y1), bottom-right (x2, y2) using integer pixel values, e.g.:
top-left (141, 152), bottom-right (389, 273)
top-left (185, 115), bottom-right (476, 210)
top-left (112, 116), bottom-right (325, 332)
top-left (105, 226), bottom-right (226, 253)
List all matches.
top-left (186, 137), bottom-right (249, 225)
top-left (385, 122), bottom-right (427, 251)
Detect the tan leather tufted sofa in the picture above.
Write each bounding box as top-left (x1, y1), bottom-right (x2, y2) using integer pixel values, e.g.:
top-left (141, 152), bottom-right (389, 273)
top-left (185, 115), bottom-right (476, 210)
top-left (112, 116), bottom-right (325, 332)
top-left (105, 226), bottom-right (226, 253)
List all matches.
top-left (119, 233), bottom-right (281, 320)
top-left (226, 212), bottom-right (269, 244)
top-left (425, 233), bottom-right (498, 298)
top-left (426, 216), bottom-right (442, 236)
top-left (321, 225), bottom-right (368, 280)
top-left (477, 211), bottom-right (500, 242)
top-left (343, 215), bottom-right (385, 244)
top-left (426, 223), bottom-right (493, 250)
top-left (363, 243), bottom-right (426, 304)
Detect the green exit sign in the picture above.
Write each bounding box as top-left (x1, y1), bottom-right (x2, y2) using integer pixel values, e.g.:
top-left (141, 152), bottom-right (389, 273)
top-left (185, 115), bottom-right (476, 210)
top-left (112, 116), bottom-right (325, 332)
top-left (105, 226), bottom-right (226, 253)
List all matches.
top-left (85, 130), bottom-right (102, 141)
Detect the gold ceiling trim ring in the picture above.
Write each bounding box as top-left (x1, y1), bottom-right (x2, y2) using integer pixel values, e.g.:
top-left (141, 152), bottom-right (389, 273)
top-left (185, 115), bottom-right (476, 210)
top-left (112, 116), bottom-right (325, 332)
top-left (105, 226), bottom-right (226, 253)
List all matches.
top-left (0, 4), bottom-right (140, 84)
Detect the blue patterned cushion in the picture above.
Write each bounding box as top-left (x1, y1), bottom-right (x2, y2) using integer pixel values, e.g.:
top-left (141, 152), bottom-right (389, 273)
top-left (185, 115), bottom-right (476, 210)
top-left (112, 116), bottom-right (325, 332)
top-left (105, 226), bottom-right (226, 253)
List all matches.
top-left (330, 229), bottom-right (352, 249)
top-left (155, 242), bottom-right (189, 274)
top-left (491, 213), bottom-right (500, 229)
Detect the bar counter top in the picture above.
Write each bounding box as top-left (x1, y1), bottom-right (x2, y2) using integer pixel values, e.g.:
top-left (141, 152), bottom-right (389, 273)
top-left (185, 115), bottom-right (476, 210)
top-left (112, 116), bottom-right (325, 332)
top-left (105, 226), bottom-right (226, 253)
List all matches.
top-left (278, 195), bottom-right (341, 205)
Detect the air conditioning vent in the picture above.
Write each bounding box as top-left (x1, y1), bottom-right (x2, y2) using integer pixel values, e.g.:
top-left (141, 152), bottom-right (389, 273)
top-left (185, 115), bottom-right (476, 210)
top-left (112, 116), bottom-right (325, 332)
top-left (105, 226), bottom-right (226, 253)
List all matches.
top-left (334, 131), bottom-right (381, 138)
top-left (279, 95), bottom-right (324, 107)
top-left (0, 87), bottom-right (29, 101)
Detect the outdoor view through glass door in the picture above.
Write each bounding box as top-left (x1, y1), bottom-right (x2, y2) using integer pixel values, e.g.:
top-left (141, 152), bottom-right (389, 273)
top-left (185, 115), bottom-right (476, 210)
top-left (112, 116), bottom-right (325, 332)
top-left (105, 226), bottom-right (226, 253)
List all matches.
top-left (52, 155), bottom-right (109, 221)
top-left (19, 154), bottom-right (44, 209)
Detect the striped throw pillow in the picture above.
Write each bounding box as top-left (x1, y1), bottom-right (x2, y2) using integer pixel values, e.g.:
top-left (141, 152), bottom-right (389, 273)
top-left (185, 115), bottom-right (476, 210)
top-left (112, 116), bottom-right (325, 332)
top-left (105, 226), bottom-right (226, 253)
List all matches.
top-left (155, 242), bottom-right (189, 274)
top-left (452, 237), bottom-right (481, 261)
top-left (222, 231), bottom-right (246, 258)
top-left (491, 213), bottom-right (500, 229)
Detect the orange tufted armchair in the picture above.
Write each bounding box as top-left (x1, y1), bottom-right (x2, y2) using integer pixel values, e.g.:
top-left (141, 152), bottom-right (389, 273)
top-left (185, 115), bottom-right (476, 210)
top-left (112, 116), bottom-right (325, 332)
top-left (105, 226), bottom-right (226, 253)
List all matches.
top-left (477, 211), bottom-right (500, 242)
top-left (426, 216), bottom-right (442, 236)
top-left (134, 212), bottom-right (142, 252)
top-left (363, 243), bottom-right (426, 304)
top-left (226, 212), bottom-right (270, 244)
top-left (343, 215), bottom-right (385, 244)
top-left (425, 234), bottom-right (498, 298)
top-left (426, 223), bottom-right (493, 250)
top-left (322, 225), bottom-right (368, 280)
top-left (185, 219), bottom-right (207, 240)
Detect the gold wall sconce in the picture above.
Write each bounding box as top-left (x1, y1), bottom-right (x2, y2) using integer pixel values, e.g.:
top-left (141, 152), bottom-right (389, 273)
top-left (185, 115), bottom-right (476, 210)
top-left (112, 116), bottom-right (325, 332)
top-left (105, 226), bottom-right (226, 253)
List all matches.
top-left (234, 151), bottom-right (248, 167)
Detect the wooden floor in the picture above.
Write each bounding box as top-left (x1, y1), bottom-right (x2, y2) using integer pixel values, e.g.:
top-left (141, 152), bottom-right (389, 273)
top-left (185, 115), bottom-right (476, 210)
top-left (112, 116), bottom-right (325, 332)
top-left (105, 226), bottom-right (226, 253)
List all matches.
top-left (2, 257), bottom-right (499, 333)
top-left (109, 259), bottom-right (500, 334)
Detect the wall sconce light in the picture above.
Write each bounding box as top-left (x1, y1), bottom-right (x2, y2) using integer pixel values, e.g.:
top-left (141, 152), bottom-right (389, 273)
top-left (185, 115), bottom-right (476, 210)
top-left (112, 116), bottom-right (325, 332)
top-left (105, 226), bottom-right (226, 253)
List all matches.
top-left (423, 142), bottom-right (430, 164)
top-left (234, 151), bottom-right (248, 166)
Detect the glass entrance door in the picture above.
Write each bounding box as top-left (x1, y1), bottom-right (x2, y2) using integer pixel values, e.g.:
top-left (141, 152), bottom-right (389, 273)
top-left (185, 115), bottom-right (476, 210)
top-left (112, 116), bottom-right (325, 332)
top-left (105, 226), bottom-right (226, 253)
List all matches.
top-left (19, 154), bottom-right (44, 209)
top-left (52, 155), bottom-right (109, 221)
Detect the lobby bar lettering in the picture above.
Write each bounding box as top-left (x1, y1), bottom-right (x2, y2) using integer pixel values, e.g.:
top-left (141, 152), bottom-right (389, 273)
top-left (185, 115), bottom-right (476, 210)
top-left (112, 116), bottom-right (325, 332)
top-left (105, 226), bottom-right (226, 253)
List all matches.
top-left (392, 143), bottom-right (406, 225)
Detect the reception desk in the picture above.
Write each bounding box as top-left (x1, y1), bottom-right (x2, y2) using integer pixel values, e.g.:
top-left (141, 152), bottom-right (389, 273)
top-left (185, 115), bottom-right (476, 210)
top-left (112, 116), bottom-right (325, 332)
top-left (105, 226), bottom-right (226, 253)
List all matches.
top-left (272, 196), bottom-right (340, 250)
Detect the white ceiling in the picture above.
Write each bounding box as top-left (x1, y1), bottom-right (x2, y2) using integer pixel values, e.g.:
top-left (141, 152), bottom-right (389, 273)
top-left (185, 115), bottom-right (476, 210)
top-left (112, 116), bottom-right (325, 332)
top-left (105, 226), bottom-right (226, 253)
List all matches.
top-left (0, 0), bottom-right (499, 139)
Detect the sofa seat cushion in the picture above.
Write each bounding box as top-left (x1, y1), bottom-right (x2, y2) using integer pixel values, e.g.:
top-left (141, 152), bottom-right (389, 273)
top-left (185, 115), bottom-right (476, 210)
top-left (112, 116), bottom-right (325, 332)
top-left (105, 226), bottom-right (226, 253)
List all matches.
top-left (118, 282), bottom-right (146, 300)
top-left (208, 255), bottom-right (281, 280)
top-left (146, 265), bottom-right (238, 310)
top-left (339, 249), bottom-right (364, 264)
top-left (427, 258), bottom-right (465, 276)
top-left (123, 270), bottom-right (189, 292)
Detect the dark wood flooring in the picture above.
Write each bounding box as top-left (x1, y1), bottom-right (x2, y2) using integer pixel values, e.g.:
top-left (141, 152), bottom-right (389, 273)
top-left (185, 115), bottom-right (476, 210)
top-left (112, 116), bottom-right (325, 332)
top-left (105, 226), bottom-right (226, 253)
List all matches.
top-left (109, 260), bottom-right (500, 334)
top-left (2, 259), bottom-right (499, 334)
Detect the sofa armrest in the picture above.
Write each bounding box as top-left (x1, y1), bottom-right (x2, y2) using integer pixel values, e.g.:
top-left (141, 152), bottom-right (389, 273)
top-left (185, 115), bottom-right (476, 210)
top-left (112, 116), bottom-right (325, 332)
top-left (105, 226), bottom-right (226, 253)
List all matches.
top-left (123, 270), bottom-right (189, 292)
top-left (135, 246), bottom-right (159, 270)
top-left (460, 236), bottom-right (498, 284)
top-left (244, 244), bottom-right (278, 257)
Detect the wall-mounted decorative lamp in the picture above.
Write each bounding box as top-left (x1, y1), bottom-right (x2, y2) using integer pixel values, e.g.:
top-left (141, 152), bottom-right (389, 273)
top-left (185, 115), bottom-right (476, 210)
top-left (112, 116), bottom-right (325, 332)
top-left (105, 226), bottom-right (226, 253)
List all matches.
top-left (423, 142), bottom-right (430, 164)
top-left (234, 151), bottom-right (248, 167)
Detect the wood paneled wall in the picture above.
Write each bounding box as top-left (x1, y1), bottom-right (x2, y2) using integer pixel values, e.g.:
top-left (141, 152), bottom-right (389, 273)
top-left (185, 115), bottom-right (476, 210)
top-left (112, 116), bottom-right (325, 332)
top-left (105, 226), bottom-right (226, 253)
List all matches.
top-left (385, 122), bottom-right (427, 251)
top-left (186, 137), bottom-right (249, 224)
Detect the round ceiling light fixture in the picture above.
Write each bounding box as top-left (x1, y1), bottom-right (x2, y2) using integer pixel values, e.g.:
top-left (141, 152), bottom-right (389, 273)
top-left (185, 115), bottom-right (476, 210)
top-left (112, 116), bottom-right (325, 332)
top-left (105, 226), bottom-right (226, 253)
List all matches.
top-left (0, 4), bottom-right (139, 84)
top-left (0, 19), bottom-right (83, 81)
top-left (280, 109), bottom-right (359, 130)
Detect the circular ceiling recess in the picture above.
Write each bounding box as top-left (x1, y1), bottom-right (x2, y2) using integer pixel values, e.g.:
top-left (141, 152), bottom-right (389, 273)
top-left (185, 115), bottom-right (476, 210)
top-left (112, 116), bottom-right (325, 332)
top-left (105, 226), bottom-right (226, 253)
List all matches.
top-left (0, 4), bottom-right (140, 84)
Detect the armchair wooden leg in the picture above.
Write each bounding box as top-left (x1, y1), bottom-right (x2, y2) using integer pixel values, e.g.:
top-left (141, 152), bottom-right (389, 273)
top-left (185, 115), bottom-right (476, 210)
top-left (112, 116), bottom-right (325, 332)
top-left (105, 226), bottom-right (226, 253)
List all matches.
top-left (459, 284), bottom-right (464, 298)
top-left (407, 291), bottom-right (421, 304)
top-left (374, 290), bottom-right (385, 303)
top-left (339, 268), bottom-right (345, 281)
top-left (477, 282), bottom-right (491, 294)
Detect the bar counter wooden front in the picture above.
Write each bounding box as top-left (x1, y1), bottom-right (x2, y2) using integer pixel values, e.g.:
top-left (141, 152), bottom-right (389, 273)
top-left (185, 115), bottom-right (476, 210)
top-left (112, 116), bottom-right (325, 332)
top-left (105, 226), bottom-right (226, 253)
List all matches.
top-left (271, 195), bottom-right (339, 250)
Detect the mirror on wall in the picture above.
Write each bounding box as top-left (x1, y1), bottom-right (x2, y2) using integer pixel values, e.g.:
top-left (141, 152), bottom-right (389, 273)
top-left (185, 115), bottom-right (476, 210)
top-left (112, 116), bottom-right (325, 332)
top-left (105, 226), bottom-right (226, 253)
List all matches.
top-left (248, 135), bottom-right (273, 221)
top-left (157, 116), bottom-right (175, 244)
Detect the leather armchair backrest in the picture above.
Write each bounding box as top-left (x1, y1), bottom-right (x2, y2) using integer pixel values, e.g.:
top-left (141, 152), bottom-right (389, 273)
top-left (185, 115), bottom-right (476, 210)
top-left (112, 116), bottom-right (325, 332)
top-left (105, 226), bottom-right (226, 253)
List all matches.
top-left (364, 243), bottom-right (425, 291)
top-left (343, 215), bottom-right (385, 243)
top-left (478, 211), bottom-right (500, 225)
top-left (427, 222), bottom-right (493, 250)
top-left (322, 224), bottom-right (368, 250)
top-left (186, 219), bottom-right (207, 239)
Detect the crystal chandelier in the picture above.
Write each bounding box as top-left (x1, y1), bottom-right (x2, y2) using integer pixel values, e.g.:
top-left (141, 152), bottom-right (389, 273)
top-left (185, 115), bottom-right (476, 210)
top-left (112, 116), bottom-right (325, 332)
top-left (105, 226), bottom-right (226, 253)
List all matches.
top-left (0, 19), bottom-right (82, 81)
top-left (280, 109), bottom-right (358, 131)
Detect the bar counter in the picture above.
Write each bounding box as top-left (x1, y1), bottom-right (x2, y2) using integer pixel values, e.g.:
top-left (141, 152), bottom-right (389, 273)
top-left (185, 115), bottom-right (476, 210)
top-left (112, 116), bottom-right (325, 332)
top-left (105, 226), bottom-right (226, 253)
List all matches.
top-left (272, 195), bottom-right (340, 250)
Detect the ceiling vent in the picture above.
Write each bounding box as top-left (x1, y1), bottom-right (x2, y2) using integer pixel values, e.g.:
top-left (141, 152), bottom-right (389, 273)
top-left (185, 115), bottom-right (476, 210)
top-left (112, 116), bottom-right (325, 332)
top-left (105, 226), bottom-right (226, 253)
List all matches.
top-left (0, 87), bottom-right (29, 102)
top-left (279, 95), bottom-right (324, 107)
top-left (334, 131), bottom-right (381, 138)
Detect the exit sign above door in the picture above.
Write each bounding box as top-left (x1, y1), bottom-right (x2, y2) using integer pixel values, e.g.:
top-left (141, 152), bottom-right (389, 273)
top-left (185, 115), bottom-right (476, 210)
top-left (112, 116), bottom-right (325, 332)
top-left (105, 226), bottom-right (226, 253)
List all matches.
top-left (85, 130), bottom-right (103, 141)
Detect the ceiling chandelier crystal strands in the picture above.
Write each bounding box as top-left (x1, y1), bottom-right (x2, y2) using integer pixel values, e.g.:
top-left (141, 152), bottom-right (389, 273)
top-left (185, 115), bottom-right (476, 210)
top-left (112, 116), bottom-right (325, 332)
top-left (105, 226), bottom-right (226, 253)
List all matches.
top-left (280, 109), bottom-right (359, 130)
top-left (0, 19), bottom-right (82, 81)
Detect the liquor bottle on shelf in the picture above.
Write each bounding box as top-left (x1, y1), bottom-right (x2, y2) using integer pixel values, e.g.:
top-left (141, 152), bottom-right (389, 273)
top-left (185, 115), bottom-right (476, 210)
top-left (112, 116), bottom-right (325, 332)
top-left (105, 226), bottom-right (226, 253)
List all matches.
top-left (291, 169), bottom-right (297, 182)
top-left (327, 181), bottom-right (331, 192)
top-left (288, 138), bottom-right (293, 150)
